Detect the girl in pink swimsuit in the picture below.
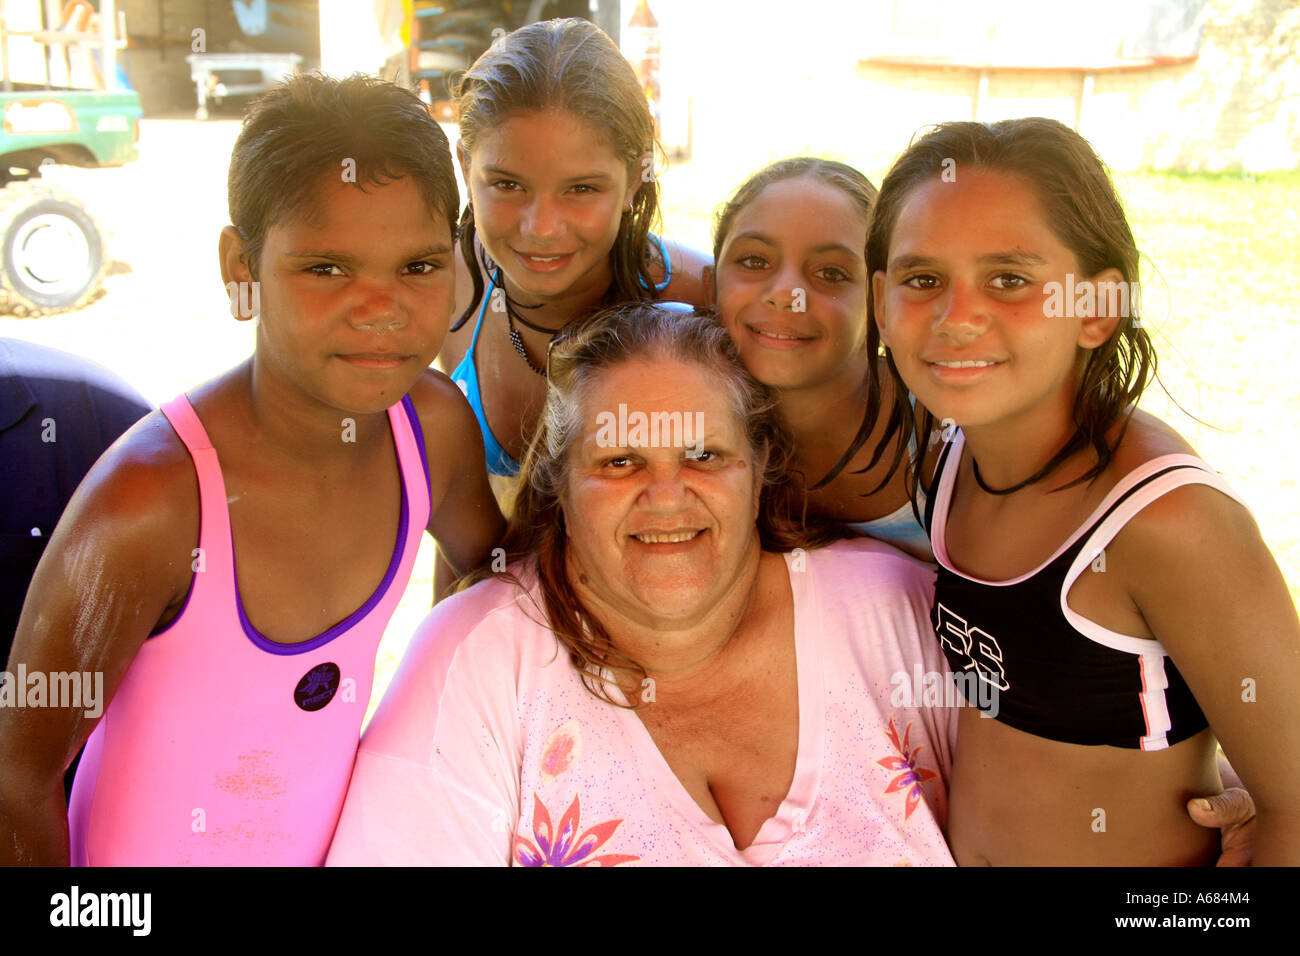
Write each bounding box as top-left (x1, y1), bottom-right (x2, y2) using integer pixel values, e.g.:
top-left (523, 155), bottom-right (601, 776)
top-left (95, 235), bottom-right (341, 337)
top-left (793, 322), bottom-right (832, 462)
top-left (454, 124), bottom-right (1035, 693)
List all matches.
top-left (0, 74), bottom-right (504, 866)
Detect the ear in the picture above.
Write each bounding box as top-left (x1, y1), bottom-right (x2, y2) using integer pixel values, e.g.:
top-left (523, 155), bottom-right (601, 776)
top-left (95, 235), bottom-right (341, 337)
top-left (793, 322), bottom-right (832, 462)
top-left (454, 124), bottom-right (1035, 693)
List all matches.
top-left (702, 264), bottom-right (716, 309)
top-left (1078, 267), bottom-right (1128, 349)
top-left (871, 270), bottom-right (889, 346)
top-left (219, 226), bottom-right (258, 322)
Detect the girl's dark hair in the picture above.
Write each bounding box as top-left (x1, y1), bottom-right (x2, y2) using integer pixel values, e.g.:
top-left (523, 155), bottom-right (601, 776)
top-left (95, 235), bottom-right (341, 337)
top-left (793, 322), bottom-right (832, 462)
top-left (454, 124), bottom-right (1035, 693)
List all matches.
top-left (228, 72), bottom-right (458, 277)
top-left (712, 157), bottom-right (907, 494)
top-left (866, 117), bottom-right (1156, 494)
top-left (461, 302), bottom-right (841, 705)
top-left (451, 18), bottom-right (662, 331)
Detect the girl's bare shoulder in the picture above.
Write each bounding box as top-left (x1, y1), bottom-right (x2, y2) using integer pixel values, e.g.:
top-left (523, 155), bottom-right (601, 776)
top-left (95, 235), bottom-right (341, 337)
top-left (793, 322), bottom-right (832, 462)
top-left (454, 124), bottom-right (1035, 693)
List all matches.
top-left (406, 368), bottom-right (485, 462)
top-left (74, 408), bottom-right (198, 536)
top-left (1113, 408), bottom-right (1199, 465)
top-left (1105, 410), bottom-right (1252, 556)
top-left (658, 238), bottom-right (711, 307)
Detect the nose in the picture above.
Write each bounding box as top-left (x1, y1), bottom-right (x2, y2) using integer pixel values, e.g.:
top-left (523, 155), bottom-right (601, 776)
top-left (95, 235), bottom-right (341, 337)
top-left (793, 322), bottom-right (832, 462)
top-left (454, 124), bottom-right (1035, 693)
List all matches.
top-left (348, 279), bottom-right (407, 333)
top-left (638, 457), bottom-right (691, 512)
top-left (520, 194), bottom-right (565, 242)
top-left (933, 278), bottom-right (988, 342)
top-left (761, 261), bottom-right (802, 312)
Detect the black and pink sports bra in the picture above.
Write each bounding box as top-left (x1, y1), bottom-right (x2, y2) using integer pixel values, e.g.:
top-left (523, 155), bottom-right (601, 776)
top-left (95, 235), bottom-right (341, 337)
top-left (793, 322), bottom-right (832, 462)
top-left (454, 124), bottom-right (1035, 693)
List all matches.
top-left (924, 430), bottom-right (1244, 750)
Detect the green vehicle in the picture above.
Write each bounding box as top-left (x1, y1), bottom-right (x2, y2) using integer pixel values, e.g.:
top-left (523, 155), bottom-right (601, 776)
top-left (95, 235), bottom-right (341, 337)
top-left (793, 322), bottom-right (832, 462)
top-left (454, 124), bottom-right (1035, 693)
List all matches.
top-left (0, 3), bottom-right (140, 316)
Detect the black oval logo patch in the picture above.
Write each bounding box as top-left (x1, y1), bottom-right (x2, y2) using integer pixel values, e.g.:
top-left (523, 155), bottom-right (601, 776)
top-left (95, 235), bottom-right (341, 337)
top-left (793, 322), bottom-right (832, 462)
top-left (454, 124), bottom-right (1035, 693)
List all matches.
top-left (294, 662), bottom-right (340, 712)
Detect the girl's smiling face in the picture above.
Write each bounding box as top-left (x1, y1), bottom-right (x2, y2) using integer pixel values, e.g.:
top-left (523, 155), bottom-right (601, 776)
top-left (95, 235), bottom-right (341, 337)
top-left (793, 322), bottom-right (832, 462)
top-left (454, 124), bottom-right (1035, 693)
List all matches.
top-left (460, 109), bottom-right (642, 307)
top-left (872, 168), bottom-right (1118, 434)
top-left (712, 176), bottom-right (870, 392)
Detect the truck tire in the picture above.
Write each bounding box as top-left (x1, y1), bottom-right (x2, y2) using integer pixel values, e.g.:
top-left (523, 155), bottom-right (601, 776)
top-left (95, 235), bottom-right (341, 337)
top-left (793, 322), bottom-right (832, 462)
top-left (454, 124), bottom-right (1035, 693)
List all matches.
top-left (0, 180), bottom-right (109, 317)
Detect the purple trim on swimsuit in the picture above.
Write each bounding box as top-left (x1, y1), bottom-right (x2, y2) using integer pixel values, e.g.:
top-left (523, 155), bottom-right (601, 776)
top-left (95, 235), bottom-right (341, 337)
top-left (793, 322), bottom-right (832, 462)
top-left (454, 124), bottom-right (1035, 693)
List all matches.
top-left (237, 407), bottom-right (412, 656)
top-left (401, 393), bottom-right (431, 501)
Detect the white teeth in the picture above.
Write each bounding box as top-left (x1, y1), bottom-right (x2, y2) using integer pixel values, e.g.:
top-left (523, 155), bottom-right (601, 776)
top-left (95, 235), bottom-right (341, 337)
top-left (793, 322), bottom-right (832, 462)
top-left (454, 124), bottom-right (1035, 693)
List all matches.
top-left (527, 255), bottom-right (562, 262)
top-left (933, 360), bottom-right (997, 368)
top-left (633, 531), bottom-right (700, 543)
top-left (756, 329), bottom-right (803, 340)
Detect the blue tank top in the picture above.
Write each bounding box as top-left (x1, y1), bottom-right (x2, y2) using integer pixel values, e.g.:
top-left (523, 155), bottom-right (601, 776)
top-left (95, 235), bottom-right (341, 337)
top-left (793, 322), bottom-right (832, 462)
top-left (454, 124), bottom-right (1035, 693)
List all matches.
top-left (845, 497), bottom-right (932, 562)
top-left (450, 236), bottom-right (673, 477)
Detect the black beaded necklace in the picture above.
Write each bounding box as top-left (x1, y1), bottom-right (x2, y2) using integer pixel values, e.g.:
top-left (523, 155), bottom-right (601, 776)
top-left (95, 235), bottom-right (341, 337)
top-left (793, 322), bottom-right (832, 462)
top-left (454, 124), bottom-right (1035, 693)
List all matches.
top-left (507, 310), bottom-right (548, 377)
top-left (969, 429), bottom-right (1086, 496)
top-left (490, 266), bottom-right (563, 378)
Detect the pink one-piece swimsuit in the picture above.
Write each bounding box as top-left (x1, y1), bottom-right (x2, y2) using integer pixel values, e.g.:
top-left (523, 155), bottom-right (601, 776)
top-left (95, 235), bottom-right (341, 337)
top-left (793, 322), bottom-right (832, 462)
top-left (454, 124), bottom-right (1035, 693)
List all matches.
top-left (68, 392), bottom-right (430, 865)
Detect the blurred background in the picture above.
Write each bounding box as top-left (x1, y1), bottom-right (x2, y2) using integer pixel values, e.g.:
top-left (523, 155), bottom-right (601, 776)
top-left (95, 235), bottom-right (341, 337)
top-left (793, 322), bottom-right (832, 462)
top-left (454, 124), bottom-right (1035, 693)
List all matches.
top-left (0, 0), bottom-right (1296, 713)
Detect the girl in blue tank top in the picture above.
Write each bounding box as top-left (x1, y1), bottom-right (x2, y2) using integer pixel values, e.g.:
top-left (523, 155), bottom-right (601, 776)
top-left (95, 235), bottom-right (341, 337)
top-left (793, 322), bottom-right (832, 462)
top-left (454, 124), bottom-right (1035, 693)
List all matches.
top-left (707, 159), bottom-right (933, 562)
top-left (436, 19), bottom-right (710, 480)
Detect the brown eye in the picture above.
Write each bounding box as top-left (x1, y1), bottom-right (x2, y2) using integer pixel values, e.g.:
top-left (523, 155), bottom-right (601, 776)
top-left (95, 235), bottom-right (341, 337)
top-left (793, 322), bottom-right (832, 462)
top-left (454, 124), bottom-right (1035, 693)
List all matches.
top-left (990, 273), bottom-right (1029, 290)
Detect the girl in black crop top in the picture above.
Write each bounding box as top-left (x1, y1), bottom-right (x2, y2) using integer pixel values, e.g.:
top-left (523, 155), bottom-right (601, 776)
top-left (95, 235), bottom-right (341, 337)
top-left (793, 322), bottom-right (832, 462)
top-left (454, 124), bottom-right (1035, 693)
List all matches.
top-left (868, 117), bottom-right (1300, 865)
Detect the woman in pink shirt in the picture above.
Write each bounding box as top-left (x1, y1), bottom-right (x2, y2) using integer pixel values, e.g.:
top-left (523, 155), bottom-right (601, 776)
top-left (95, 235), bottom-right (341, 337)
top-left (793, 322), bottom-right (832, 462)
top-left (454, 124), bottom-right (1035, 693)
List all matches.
top-left (328, 303), bottom-right (1254, 865)
top-left (328, 303), bottom-right (956, 865)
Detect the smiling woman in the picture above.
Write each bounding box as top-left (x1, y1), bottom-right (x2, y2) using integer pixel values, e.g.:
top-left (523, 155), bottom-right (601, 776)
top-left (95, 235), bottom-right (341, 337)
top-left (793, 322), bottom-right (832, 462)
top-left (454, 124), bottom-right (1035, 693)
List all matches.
top-left (326, 303), bottom-right (959, 866)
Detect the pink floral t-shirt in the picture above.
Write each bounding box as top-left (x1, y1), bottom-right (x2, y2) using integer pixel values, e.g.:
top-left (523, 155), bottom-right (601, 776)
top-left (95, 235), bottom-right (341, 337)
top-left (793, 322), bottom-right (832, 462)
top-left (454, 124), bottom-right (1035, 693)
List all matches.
top-left (327, 539), bottom-right (957, 866)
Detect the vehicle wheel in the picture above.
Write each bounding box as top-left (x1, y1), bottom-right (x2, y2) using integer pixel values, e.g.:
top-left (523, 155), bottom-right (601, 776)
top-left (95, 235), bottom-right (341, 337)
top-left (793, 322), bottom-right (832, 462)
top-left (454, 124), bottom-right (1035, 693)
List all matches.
top-left (0, 180), bottom-right (109, 317)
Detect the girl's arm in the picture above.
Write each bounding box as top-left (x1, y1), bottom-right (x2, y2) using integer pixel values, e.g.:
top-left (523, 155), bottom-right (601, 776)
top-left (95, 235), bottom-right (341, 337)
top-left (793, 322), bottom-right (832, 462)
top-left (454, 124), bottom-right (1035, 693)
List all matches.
top-left (1125, 482), bottom-right (1300, 865)
top-left (0, 417), bottom-right (196, 864)
top-left (410, 371), bottom-right (506, 597)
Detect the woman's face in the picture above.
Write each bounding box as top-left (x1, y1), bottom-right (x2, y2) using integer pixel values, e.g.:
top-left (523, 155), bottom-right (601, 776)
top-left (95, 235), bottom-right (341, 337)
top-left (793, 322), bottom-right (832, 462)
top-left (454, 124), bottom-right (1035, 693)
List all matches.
top-left (460, 109), bottom-right (642, 306)
top-left (560, 357), bottom-right (764, 629)
top-left (713, 176), bottom-right (870, 392)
